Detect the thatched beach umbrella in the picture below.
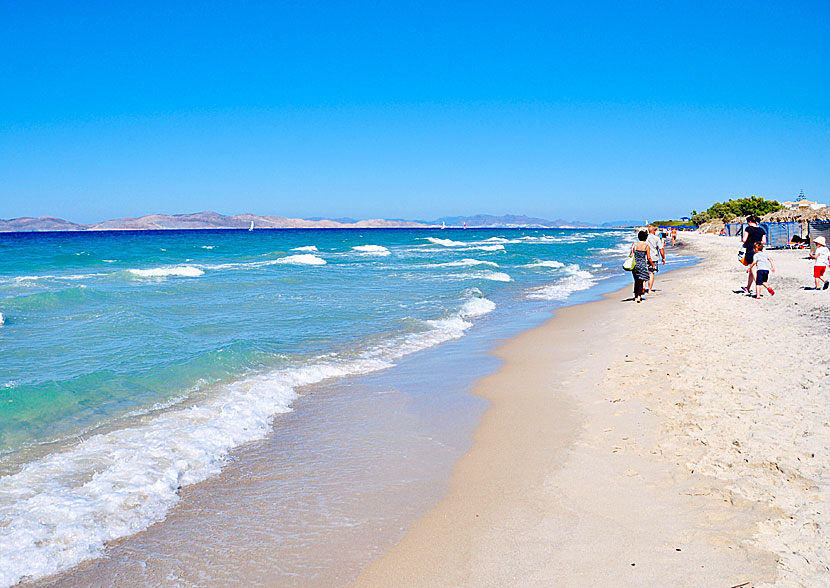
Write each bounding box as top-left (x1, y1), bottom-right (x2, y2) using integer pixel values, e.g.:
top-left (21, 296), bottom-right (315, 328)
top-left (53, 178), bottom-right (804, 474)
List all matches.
top-left (762, 206), bottom-right (830, 222)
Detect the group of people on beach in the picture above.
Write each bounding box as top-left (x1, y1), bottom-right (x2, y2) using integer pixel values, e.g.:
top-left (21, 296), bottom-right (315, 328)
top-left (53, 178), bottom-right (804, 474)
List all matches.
top-left (629, 225), bottom-right (666, 303)
top-left (740, 214), bottom-right (830, 299)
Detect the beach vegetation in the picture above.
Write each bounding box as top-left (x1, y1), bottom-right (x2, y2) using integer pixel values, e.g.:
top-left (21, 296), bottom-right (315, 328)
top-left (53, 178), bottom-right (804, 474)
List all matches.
top-left (650, 220), bottom-right (696, 227)
top-left (691, 196), bottom-right (784, 225)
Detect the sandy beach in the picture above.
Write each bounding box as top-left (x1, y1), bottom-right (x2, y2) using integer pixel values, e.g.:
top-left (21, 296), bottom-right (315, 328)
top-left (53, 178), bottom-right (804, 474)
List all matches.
top-left (352, 232), bottom-right (830, 588)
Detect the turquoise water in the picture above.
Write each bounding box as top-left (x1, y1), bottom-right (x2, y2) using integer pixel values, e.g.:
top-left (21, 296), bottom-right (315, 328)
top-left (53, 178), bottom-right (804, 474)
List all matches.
top-left (0, 227), bottom-right (635, 586)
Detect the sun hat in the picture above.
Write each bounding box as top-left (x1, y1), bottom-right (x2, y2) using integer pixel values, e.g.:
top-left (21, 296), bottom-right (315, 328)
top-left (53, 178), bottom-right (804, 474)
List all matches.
top-left (815, 236), bottom-right (827, 246)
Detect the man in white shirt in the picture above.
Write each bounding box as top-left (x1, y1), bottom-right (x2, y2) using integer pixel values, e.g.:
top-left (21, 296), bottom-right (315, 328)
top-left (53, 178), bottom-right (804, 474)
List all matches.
top-left (645, 225), bottom-right (666, 294)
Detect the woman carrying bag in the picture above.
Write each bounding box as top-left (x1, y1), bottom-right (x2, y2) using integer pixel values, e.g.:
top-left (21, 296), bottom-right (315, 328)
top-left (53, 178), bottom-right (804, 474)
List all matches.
top-left (630, 230), bottom-right (654, 303)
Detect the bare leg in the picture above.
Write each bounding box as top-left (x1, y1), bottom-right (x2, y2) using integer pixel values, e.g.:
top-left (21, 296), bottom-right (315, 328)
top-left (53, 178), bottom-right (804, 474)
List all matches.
top-left (746, 266), bottom-right (756, 291)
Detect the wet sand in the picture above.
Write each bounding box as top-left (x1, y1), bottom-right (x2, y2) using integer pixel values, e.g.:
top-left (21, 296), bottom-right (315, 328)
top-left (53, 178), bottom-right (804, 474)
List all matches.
top-left (352, 233), bottom-right (830, 587)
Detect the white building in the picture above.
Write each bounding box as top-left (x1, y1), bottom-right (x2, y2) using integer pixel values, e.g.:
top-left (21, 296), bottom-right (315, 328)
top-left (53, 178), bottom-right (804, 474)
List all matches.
top-left (780, 199), bottom-right (827, 211)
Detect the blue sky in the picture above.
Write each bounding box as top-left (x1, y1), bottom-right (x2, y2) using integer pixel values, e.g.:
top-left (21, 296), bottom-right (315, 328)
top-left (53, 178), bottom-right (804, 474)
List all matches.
top-left (2, 1), bottom-right (828, 224)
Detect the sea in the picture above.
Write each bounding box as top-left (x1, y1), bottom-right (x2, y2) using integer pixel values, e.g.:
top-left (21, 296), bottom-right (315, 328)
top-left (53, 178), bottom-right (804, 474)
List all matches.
top-left (0, 227), bottom-right (682, 587)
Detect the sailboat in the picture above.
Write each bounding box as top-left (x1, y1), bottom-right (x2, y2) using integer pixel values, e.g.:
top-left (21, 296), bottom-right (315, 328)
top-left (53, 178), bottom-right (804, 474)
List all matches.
top-left (249, 221), bottom-right (254, 232)
top-left (441, 221), bottom-right (446, 230)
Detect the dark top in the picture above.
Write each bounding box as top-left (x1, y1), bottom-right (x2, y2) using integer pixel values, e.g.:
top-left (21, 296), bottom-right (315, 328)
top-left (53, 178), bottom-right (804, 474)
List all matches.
top-left (743, 225), bottom-right (766, 263)
top-left (744, 225), bottom-right (766, 248)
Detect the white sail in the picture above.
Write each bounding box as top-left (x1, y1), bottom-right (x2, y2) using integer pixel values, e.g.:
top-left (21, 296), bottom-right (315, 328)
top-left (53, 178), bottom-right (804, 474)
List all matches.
top-left (249, 221), bottom-right (254, 231)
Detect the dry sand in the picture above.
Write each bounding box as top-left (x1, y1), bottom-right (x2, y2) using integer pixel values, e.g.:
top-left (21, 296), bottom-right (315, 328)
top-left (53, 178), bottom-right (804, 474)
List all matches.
top-left (351, 232), bottom-right (830, 588)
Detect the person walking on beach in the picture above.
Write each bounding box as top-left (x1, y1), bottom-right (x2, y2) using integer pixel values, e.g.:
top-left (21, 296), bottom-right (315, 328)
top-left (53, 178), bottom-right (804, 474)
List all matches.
top-left (631, 230), bottom-right (654, 303)
top-left (810, 235), bottom-right (830, 290)
top-left (741, 215), bottom-right (766, 293)
top-left (747, 242), bottom-right (775, 299)
top-left (645, 225), bottom-right (665, 294)
top-left (671, 227), bottom-right (678, 246)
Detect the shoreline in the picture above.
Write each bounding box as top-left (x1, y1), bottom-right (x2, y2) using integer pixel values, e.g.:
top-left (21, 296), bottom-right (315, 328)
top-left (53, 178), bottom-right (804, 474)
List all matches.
top-left (25, 234), bottom-right (699, 588)
top-left (351, 233), bottom-right (830, 587)
top-left (27, 232), bottom-right (830, 587)
top-left (11, 227), bottom-right (636, 588)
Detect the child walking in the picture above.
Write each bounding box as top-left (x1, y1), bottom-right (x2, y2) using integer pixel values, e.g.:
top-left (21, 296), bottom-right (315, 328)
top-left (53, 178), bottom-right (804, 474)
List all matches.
top-left (810, 236), bottom-right (830, 290)
top-left (747, 242), bottom-right (775, 299)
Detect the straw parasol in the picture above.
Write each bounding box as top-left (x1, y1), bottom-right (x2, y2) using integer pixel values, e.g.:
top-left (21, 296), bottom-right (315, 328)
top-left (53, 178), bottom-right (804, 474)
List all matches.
top-left (762, 206), bottom-right (830, 222)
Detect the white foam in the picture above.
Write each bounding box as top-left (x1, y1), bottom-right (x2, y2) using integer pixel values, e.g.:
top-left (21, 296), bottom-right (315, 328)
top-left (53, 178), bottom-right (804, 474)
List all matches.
top-left (0, 312), bottom-right (4, 326)
top-left (526, 260), bottom-right (565, 269)
top-left (128, 266), bottom-right (205, 278)
top-left (10, 272), bottom-right (108, 283)
top-left (466, 244), bottom-right (505, 252)
top-left (519, 235), bottom-right (588, 244)
top-left (435, 259), bottom-right (499, 268)
top-left (352, 245), bottom-right (391, 256)
top-left (0, 362), bottom-right (341, 588)
top-left (454, 271), bottom-right (512, 282)
top-left (274, 254), bottom-right (326, 265)
top-left (201, 245), bottom-right (214, 250)
top-left (0, 291), bottom-right (497, 586)
top-left (380, 294), bottom-right (494, 358)
top-left (459, 296), bottom-right (496, 318)
top-left (425, 237), bottom-right (466, 247)
top-left (481, 271), bottom-right (512, 282)
top-left (291, 245), bottom-right (318, 252)
top-left (526, 265), bottom-right (598, 301)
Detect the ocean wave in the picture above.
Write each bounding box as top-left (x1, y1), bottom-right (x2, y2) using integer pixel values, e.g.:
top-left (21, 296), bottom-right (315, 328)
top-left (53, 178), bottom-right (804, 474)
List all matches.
top-left (465, 244), bottom-right (505, 252)
top-left (6, 272), bottom-right (109, 284)
top-left (519, 235), bottom-right (589, 244)
top-left (453, 271), bottom-right (512, 282)
top-left (372, 293), bottom-right (495, 359)
top-left (434, 259), bottom-right (499, 268)
top-left (3, 286), bottom-right (99, 311)
top-left (526, 260), bottom-right (565, 269)
top-left (459, 296), bottom-right (496, 318)
top-left (274, 254), bottom-right (326, 265)
top-left (291, 245), bottom-right (318, 252)
top-left (425, 237), bottom-right (466, 247)
top-left (0, 363), bottom-right (320, 588)
top-left (201, 245), bottom-right (214, 250)
top-left (128, 266), bottom-right (205, 278)
top-left (0, 291), bottom-right (496, 587)
top-left (352, 245), bottom-right (391, 256)
top-left (526, 266), bottom-right (597, 301)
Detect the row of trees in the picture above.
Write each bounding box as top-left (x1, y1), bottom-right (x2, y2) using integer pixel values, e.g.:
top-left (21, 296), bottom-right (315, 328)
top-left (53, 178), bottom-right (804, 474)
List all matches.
top-left (690, 196), bottom-right (784, 226)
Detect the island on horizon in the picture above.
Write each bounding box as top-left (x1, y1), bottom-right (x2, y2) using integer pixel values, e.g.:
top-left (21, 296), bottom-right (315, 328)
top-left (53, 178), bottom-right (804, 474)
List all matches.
top-left (0, 211), bottom-right (636, 233)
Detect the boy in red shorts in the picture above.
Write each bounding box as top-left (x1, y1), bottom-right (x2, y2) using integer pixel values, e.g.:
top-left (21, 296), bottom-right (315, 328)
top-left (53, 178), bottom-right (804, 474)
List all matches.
top-left (811, 236), bottom-right (830, 290)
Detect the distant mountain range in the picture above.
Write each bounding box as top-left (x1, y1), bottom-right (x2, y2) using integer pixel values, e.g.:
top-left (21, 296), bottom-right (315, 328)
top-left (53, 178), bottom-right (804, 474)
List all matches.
top-left (429, 214), bottom-right (593, 228)
top-left (0, 212), bottom-right (429, 232)
top-left (0, 211), bottom-right (617, 232)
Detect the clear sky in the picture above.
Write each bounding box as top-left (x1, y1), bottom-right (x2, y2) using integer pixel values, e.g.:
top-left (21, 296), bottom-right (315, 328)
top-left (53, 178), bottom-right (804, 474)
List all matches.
top-left (2, 1), bottom-right (828, 224)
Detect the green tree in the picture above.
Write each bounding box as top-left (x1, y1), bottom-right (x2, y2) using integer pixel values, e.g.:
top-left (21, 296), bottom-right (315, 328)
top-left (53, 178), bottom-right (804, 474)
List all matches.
top-left (691, 196), bottom-right (783, 224)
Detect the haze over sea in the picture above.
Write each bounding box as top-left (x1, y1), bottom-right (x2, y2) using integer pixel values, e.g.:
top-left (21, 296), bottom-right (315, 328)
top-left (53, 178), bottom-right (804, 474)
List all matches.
top-left (0, 226), bottom-right (689, 586)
